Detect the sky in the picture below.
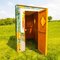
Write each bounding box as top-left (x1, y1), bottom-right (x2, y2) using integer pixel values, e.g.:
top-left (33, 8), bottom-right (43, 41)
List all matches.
top-left (0, 0), bottom-right (60, 20)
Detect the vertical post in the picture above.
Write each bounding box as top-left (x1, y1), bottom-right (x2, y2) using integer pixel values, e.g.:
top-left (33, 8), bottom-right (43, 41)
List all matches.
top-left (15, 6), bottom-right (21, 52)
top-left (45, 8), bottom-right (48, 55)
top-left (15, 6), bottom-right (25, 52)
top-left (20, 10), bottom-right (25, 51)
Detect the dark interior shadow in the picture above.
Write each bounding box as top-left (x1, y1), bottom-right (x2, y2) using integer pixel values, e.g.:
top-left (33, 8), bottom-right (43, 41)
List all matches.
top-left (7, 36), bottom-right (17, 51)
top-left (26, 39), bottom-right (41, 54)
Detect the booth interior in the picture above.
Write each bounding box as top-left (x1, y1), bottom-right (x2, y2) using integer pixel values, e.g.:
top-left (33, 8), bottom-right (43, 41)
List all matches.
top-left (25, 11), bottom-right (38, 49)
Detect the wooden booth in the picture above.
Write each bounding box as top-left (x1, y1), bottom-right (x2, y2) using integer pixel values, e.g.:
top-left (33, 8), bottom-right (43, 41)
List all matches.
top-left (15, 5), bottom-right (48, 55)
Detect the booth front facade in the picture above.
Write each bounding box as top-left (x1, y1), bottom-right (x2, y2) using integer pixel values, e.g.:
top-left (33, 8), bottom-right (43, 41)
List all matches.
top-left (15, 5), bottom-right (48, 55)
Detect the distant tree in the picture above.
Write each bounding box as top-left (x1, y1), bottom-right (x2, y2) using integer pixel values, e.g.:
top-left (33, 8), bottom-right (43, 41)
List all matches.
top-left (48, 16), bottom-right (52, 22)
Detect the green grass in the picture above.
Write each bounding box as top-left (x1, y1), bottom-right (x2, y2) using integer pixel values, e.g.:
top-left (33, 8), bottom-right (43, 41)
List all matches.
top-left (0, 21), bottom-right (60, 60)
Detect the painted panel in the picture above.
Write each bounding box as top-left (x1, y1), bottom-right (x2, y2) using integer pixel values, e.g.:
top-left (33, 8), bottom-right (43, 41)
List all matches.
top-left (38, 9), bottom-right (47, 55)
top-left (15, 6), bottom-right (25, 51)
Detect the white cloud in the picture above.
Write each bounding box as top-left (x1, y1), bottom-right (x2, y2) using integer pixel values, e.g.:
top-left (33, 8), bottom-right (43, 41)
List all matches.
top-left (46, 0), bottom-right (60, 19)
top-left (36, 0), bottom-right (60, 20)
top-left (46, 0), bottom-right (60, 4)
top-left (0, 10), bottom-right (7, 19)
top-left (0, 10), bottom-right (6, 14)
top-left (0, 0), bottom-right (60, 20)
top-left (0, 9), bottom-right (14, 19)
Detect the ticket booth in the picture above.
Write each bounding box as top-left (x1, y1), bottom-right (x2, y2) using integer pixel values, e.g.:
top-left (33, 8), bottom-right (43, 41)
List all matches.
top-left (15, 5), bottom-right (48, 55)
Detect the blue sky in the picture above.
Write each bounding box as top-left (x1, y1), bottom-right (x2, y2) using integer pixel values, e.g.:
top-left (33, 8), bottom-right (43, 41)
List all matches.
top-left (0, 0), bottom-right (60, 20)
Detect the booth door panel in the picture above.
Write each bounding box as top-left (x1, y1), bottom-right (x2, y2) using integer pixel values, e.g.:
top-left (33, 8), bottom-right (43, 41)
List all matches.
top-left (38, 9), bottom-right (47, 55)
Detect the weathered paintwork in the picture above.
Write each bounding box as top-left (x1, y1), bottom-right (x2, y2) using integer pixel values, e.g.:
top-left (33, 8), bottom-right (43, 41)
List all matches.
top-left (15, 5), bottom-right (48, 55)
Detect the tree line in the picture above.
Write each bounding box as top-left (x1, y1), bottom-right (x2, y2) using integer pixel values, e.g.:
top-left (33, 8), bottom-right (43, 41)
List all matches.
top-left (0, 18), bottom-right (15, 25)
top-left (0, 16), bottom-right (52, 26)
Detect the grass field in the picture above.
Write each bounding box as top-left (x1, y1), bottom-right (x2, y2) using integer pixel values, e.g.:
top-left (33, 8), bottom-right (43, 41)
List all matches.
top-left (0, 21), bottom-right (60, 60)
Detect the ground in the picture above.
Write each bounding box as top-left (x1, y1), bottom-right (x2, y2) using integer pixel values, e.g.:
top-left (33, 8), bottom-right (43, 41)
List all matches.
top-left (0, 21), bottom-right (60, 60)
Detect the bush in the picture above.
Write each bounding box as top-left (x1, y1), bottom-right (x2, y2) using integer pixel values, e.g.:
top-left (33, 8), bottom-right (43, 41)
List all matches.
top-left (0, 18), bottom-right (15, 25)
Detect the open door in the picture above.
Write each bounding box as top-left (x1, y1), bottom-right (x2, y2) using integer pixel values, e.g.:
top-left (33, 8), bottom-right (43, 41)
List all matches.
top-left (38, 9), bottom-right (48, 55)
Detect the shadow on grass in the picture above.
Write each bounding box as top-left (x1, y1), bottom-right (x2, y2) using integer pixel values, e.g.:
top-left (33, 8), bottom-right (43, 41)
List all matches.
top-left (26, 39), bottom-right (41, 54)
top-left (7, 36), bottom-right (41, 54)
top-left (7, 36), bottom-right (17, 51)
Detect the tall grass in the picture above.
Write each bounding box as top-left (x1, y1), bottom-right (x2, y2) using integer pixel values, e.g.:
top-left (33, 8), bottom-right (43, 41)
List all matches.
top-left (0, 21), bottom-right (60, 60)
